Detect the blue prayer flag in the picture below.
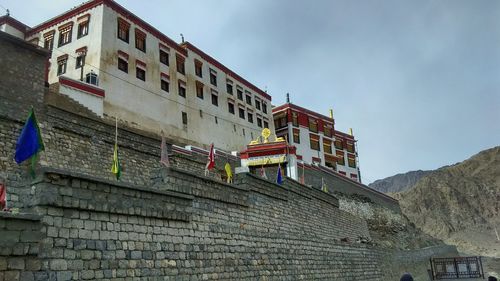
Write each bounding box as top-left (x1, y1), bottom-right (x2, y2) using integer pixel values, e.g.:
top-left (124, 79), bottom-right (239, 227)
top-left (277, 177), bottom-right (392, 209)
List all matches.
top-left (15, 109), bottom-right (44, 164)
top-left (276, 164), bottom-right (283, 185)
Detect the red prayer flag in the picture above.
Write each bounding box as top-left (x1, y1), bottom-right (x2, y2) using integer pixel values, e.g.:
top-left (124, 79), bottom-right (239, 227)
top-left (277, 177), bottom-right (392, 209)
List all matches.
top-left (205, 143), bottom-right (215, 171)
top-left (0, 183), bottom-right (6, 210)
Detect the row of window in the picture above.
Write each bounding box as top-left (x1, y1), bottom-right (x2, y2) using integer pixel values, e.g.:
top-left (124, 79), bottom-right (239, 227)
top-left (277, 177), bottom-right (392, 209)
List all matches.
top-left (180, 110), bottom-right (268, 137)
top-left (275, 111), bottom-right (334, 138)
top-left (43, 16), bottom-right (89, 51)
top-left (117, 17), bottom-right (268, 115)
top-left (116, 55), bottom-right (269, 128)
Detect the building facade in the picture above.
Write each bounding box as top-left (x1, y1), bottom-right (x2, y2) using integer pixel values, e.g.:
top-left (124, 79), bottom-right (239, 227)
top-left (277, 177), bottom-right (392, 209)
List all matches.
top-left (3, 0), bottom-right (273, 151)
top-left (273, 103), bottom-right (361, 182)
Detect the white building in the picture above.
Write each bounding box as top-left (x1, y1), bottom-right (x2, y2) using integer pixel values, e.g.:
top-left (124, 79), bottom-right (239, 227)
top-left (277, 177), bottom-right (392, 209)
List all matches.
top-left (273, 102), bottom-right (361, 182)
top-left (2, 0), bottom-right (274, 151)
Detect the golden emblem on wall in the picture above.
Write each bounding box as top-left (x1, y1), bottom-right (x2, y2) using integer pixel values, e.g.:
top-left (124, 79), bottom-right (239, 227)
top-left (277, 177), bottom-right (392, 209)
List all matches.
top-left (262, 128), bottom-right (271, 143)
top-left (249, 128), bottom-right (287, 145)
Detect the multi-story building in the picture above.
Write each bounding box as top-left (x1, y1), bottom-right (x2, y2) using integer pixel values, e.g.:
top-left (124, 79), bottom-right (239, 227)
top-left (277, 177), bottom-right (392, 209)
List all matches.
top-left (1, 0), bottom-right (273, 151)
top-left (272, 102), bottom-right (361, 182)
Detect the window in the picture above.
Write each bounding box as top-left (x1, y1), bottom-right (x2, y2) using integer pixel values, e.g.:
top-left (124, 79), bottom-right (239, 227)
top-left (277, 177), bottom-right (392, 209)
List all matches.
top-left (292, 112), bottom-right (299, 127)
top-left (262, 102), bottom-right (268, 114)
top-left (57, 56), bottom-right (67, 75)
top-left (176, 55), bottom-right (185, 74)
top-left (196, 82), bottom-right (204, 99)
top-left (263, 120), bottom-right (269, 129)
top-left (58, 23), bottom-right (73, 47)
top-left (324, 125), bottom-right (333, 138)
top-left (228, 102), bottom-right (235, 114)
top-left (160, 50), bottom-right (169, 66)
top-left (117, 18), bottom-right (130, 43)
top-left (237, 87), bottom-right (243, 100)
top-left (293, 128), bottom-right (300, 144)
top-left (226, 81), bottom-right (233, 94)
top-left (348, 157), bottom-right (356, 168)
top-left (239, 107), bottom-right (245, 119)
top-left (136, 67), bottom-right (145, 81)
top-left (242, 128), bottom-right (245, 136)
top-left (310, 134), bottom-right (320, 151)
top-left (325, 154), bottom-right (337, 169)
top-left (308, 118), bottom-right (318, 133)
top-left (274, 113), bottom-right (287, 129)
top-left (255, 99), bottom-right (261, 110)
top-left (247, 112), bottom-right (253, 123)
top-left (85, 72), bottom-right (98, 86)
top-left (257, 117), bottom-right (262, 128)
top-left (76, 55), bottom-right (85, 69)
top-left (336, 150), bottom-right (345, 165)
top-left (215, 116), bottom-right (218, 124)
top-left (195, 60), bottom-right (203, 78)
top-left (43, 31), bottom-right (54, 51)
top-left (323, 139), bottom-right (332, 154)
top-left (118, 57), bottom-right (128, 73)
top-left (211, 91), bottom-right (218, 106)
top-left (245, 93), bottom-right (252, 105)
top-left (77, 19), bottom-right (89, 38)
top-left (199, 110), bottom-right (203, 118)
top-left (209, 69), bottom-right (217, 86)
top-left (161, 79), bottom-right (169, 92)
top-left (135, 29), bottom-right (146, 52)
top-left (347, 142), bottom-right (355, 153)
top-left (178, 81), bottom-right (186, 98)
top-left (334, 139), bottom-right (344, 150)
top-left (182, 112), bottom-right (188, 125)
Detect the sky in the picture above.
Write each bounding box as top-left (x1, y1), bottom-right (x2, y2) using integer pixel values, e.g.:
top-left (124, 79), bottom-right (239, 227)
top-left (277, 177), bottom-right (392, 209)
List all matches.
top-left (2, 0), bottom-right (499, 184)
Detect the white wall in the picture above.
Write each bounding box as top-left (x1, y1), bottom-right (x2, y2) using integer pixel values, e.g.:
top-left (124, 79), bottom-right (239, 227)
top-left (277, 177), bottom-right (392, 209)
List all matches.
top-left (0, 24), bottom-right (25, 39)
top-left (59, 80), bottom-right (104, 116)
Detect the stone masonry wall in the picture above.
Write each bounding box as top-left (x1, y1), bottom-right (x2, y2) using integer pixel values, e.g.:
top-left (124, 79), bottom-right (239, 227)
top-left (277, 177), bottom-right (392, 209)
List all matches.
top-left (2, 167), bottom-right (385, 280)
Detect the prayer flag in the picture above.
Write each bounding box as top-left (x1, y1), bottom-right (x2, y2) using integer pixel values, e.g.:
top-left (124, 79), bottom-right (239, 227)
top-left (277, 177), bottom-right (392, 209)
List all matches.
top-left (276, 164), bottom-right (283, 185)
top-left (0, 182), bottom-right (6, 210)
top-left (260, 165), bottom-right (268, 179)
top-left (111, 118), bottom-right (121, 180)
top-left (321, 177), bottom-right (328, 193)
top-left (15, 108), bottom-right (45, 178)
top-left (206, 143), bottom-right (215, 171)
top-left (225, 163), bottom-right (233, 183)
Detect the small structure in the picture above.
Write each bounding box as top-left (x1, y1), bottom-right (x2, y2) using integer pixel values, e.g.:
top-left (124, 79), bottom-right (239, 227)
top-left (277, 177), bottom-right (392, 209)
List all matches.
top-left (240, 128), bottom-right (298, 180)
top-left (430, 256), bottom-right (484, 279)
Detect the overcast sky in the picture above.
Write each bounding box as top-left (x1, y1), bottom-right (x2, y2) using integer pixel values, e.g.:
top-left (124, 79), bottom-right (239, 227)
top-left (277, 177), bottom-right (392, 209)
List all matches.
top-left (2, 0), bottom-right (499, 184)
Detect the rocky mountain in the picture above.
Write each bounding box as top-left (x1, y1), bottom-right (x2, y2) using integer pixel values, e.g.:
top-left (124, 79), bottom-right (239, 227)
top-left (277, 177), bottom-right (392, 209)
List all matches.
top-left (369, 170), bottom-right (432, 193)
top-left (396, 146), bottom-right (500, 257)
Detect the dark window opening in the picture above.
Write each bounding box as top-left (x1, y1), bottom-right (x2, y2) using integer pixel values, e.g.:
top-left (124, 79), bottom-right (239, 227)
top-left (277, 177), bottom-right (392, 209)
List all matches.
top-left (118, 58), bottom-right (128, 73)
top-left (160, 50), bottom-right (169, 66)
top-left (136, 68), bottom-right (146, 81)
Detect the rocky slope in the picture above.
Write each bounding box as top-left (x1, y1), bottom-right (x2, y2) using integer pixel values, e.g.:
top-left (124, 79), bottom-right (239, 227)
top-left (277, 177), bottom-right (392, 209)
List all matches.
top-left (396, 146), bottom-right (500, 257)
top-left (369, 170), bottom-right (432, 193)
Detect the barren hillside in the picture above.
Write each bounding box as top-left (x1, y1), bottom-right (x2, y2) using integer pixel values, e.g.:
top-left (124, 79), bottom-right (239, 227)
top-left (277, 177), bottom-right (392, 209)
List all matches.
top-left (397, 146), bottom-right (500, 257)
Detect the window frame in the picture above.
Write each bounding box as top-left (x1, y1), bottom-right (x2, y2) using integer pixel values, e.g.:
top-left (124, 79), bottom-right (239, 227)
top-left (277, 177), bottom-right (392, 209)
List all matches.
top-left (228, 102), bottom-right (235, 114)
top-left (159, 49), bottom-right (169, 66)
top-left (117, 18), bottom-right (130, 43)
top-left (238, 107), bottom-right (245, 119)
top-left (196, 81), bottom-right (204, 99)
top-left (178, 80), bottom-right (186, 98)
top-left (209, 68), bottom-right (217, 86)
top-left (77, 20), bottom-right (89, 39)
top-left (176, 55), bottom-right (185, 75)
top-left (135, 29), bottom-right (146, 52)
top-left (195, 59), bottom-right (203, 78)
top-left (309, 134), bottom-right (320, 151)
top-left (58, 24), bottom-right (73, 47)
